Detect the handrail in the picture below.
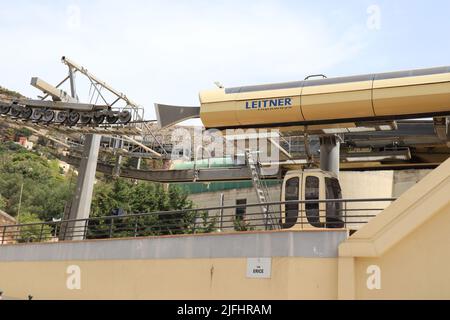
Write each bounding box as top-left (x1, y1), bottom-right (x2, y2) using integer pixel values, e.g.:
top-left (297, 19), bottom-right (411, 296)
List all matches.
top-left (0, 197), bottom-right (396, 244)
top-left (0, 198), bottom-right (396, 229)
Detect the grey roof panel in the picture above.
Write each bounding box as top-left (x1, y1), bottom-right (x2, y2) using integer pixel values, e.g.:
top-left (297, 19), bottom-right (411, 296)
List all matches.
top-left (225, 66), bottom-right (450, 94)
top-left (225, 81), bottom-right (304, 94)
top-left (373, 66), bottom-right (450, 80)
top-left (302, 74), bottom-right (374, 87)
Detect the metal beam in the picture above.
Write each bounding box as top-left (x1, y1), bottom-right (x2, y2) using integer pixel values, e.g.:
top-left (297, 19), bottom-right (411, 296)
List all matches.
top-left (60, 149), bottom-right (448, 183)
top-left (0, 121), bottom-right (71, 148)
top-left (21, 126), bottom-right (70, 148)
top-left (110, 135), bottom-right (162, 158)
top-left (18, 99), bottom-right (107, 111)
top-left (61, 155), bottom-right (276, 182)
top-left (30, 77), bottom-right (78, 103)
top-left (61, 56), bottom-right (166, 157)
top-left (269, 137), bottom-right (292, 159)
top-left (61, 56), bottom-right (140, 108)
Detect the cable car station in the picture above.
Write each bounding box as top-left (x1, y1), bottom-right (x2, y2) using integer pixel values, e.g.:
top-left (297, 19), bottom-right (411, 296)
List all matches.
top-left (0, 56), bottom-right (449, 300)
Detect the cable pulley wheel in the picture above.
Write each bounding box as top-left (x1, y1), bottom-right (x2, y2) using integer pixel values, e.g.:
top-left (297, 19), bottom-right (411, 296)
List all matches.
top-left (92, 113), bottom-right (106, 125)
top-left (80, 113), bottom-right (92, 125)
top-left (0, 104), bottom-right (11, 115)
top-left (20, 106), bottom-right (33, 119)
top-left (10, 104), bottom-right (22, 117)
top-left (55, 111), bottom-right (69, 123)
top-left (118, 110), bottom-right (132, 124)
top-left (106, 113), bottom-right (119, 124)
top-left (42, 109), bottom-right (55, 123)
top-left (66, 111), bottom-right (80, 126)
top-left (30, 109), bottom-right (44, 121)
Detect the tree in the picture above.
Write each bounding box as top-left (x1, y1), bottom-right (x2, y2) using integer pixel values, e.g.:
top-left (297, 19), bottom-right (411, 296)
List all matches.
top-left (0, 194), bottom-right (6, 211)
top-left (87, 179), bottom-right (199, 238)
top-left (15, 128), bottom-right (32, 138)
top-left (0, 141), bottom-right (73, 222)
top-left (16, 212), bottom-right (52, 243)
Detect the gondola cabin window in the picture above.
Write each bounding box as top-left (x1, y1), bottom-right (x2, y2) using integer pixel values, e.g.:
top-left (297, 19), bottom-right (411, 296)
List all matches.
top-left (325, 177), bottom-right (344, 228)
top-left (305, 176), bottom-right (323, 228)
top-left (283, 177), bottom-right (299, 228)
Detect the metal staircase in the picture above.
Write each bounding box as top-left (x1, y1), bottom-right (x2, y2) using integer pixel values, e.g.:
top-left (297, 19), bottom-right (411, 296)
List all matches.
top-left (245, 150), bottom-right (280, 230)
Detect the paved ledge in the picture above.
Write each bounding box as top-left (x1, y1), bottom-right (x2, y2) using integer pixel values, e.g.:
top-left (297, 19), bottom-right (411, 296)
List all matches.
top-left (0, 230), bottom-right (347, 261)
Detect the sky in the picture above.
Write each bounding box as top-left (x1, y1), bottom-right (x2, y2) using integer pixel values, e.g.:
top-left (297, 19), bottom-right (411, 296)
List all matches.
top-left (0, 0), bottom-right (449, 119)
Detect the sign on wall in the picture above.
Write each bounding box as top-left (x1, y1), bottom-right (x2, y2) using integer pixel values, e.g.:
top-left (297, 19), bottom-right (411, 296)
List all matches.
top-left (246, 258), bottom-right (272, 279)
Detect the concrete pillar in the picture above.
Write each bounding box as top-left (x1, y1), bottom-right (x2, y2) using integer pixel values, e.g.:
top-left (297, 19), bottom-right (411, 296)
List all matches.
top-left (61, 134), bottom-right (101, 240)
top-left (60, 66), bottom-right (101, 240)
top-left (320, 135), bottom-right (340, 177)
top-left (113, 138), bottom-right (123, 178)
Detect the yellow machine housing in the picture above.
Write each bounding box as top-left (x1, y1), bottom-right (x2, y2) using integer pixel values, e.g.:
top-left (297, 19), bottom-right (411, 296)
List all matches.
top-left (199, 66), bottom-right (450, 129)
top-left (281, 169), bottom-right (344, 230)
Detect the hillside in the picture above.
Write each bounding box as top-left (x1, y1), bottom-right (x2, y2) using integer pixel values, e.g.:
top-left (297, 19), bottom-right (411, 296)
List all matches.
top-left (0, 85), bottom-right (25, 101)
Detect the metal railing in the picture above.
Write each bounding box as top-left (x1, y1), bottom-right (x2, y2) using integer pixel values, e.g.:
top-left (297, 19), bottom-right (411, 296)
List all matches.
top-left (0, 198), bottom-right (395, 245)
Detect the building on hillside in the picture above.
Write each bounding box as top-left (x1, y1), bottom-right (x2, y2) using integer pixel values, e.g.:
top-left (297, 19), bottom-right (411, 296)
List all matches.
top-left (16, 137), bottom-right (34, 150)
top-left (58, 160), bottom-right (71, 174)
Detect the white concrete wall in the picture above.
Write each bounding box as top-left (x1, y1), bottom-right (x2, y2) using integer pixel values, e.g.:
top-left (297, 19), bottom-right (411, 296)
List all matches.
top-left (189, 186), bottom-right (281, 230)
top-left (339, 171), bottom-right (394, 228)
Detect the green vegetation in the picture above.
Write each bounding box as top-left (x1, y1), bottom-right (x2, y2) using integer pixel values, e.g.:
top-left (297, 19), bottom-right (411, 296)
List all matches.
top-left (0, 131), bottom-right (210, 240)
top-left (16, 212), bottom-right (53, 243)
top-left (0, 142), bottom-right (73, 223)
top-left (233, 217), bottom-right (255, 232)
top-left (87, 179), bottom-right (198, 238)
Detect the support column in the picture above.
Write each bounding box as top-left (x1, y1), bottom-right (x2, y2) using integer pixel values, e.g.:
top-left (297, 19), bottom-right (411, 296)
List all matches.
top-left (60, 64), bottom-right (101, 240)
top-left (61, 134), bottom-right (101, 240)
top-left (320, 135), bottom-right (340, 177)
top-left (68, 66), bottom-right (78, 102)
top-left (112, 138), bottom-right (123, 178)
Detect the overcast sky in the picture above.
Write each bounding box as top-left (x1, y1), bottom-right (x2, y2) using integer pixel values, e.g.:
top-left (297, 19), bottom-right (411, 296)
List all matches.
top-left (0, 0), bottom-right (449, 119)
